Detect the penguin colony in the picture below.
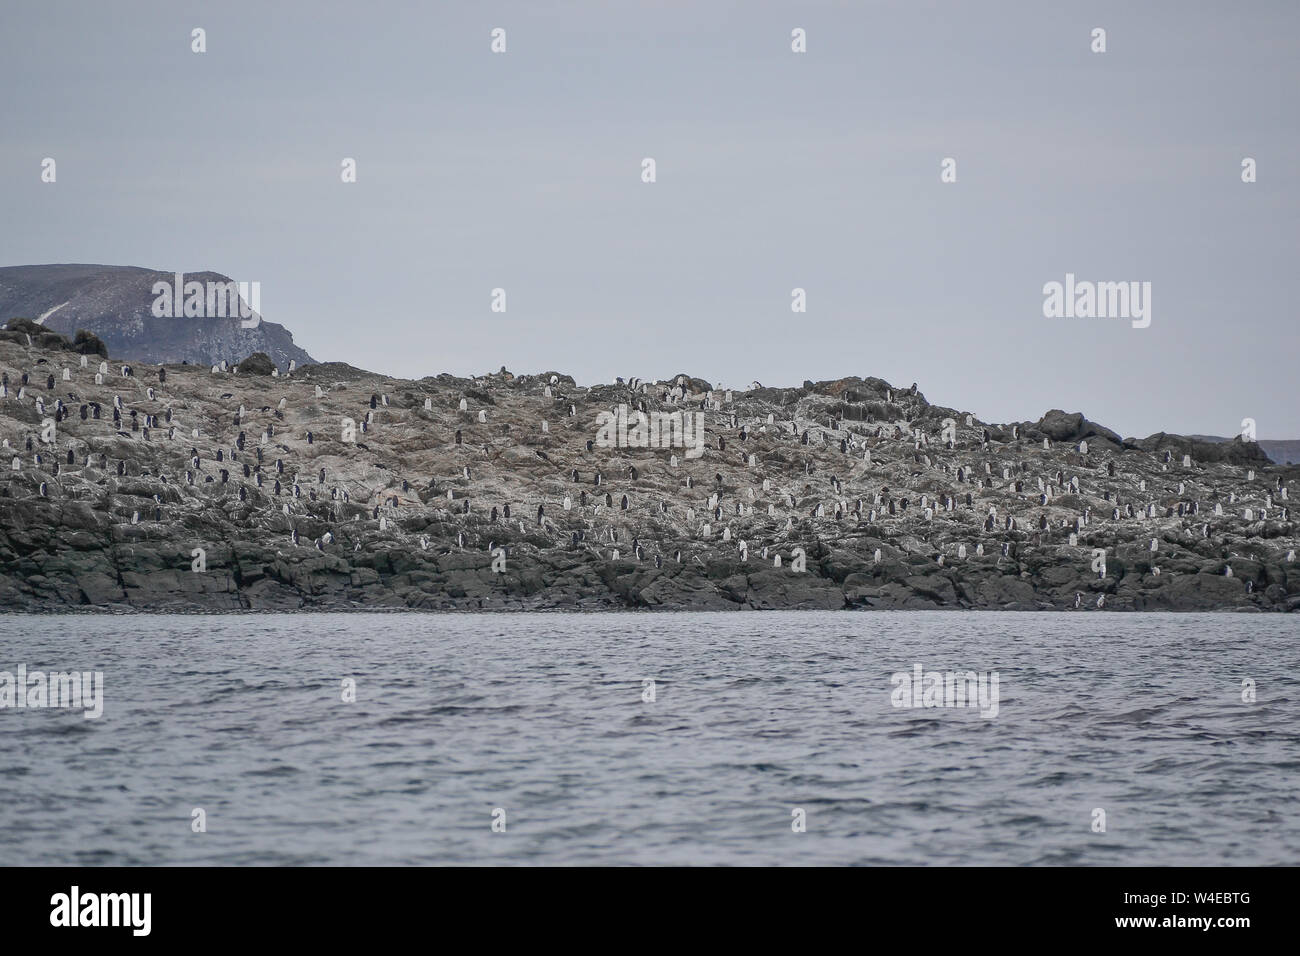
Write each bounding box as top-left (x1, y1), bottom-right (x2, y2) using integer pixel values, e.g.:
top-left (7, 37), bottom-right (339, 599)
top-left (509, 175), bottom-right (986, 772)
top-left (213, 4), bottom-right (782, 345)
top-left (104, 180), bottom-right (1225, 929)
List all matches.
top-left (1, 337), bottom-right (1296, 611)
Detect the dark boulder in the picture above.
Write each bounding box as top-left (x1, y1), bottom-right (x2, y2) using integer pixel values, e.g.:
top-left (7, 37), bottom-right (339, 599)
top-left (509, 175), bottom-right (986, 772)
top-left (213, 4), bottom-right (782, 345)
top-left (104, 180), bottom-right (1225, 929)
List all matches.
top-left (237, 352), bottom-right (276, 375)
top-left (73, 329), bottom-right (109, 357)
top-left (1029, 409), bottom-right (1122, 446)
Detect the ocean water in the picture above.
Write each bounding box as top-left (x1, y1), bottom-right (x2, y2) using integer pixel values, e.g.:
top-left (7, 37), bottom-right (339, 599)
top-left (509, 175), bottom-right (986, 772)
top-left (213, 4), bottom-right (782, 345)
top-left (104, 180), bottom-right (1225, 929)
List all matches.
top-left (0, 611), bottom-right (1296, 866)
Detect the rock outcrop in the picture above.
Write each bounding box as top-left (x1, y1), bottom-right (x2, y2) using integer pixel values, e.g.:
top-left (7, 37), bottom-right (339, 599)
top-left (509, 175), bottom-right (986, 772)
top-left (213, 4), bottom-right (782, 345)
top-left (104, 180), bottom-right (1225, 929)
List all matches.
top-left (1, 334), bottom-right (1297, 612)
top-left (236, 352), bottom-right (276, 376)
top-left (1189, 434), bottom-right (1300, 467)
top-left (1026, 409), bottom-right (1123, 448)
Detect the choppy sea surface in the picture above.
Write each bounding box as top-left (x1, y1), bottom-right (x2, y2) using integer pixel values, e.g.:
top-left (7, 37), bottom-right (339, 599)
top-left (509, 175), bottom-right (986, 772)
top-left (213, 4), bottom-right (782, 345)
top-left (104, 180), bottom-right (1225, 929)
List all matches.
top-left (0, 611), bottom-right (1296, 866)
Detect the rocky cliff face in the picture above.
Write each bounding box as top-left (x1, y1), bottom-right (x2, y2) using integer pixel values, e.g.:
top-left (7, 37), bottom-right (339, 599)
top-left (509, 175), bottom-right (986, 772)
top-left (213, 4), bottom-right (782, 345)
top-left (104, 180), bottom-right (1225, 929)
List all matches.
top-left (1, 334), bottom-right (1297, 612)
top-left (0, 264), bottom-right (316, 370)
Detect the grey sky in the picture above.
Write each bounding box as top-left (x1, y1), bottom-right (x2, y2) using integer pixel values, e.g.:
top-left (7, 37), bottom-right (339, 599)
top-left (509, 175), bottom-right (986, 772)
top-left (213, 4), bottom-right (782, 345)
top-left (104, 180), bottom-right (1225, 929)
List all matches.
top-left (2, 0), bottom-right (1296, 438)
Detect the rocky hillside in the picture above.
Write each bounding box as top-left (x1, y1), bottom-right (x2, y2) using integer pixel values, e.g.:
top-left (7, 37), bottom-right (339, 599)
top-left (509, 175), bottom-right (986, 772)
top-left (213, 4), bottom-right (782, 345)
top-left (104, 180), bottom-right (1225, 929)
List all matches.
top-left (0, 264), bottom-right (315, 370)
top-left (1, 330), bottom-right (1297, 612)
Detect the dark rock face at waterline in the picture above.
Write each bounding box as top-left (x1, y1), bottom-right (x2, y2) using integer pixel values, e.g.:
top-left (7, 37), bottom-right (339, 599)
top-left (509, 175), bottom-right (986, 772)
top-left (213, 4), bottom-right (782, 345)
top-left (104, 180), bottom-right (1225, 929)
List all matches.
top-left (0, 338), bottom-right (1297, 611)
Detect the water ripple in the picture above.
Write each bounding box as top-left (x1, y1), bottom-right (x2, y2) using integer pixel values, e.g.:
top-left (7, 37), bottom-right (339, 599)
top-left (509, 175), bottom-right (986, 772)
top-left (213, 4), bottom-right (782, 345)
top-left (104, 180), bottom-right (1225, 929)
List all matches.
top-left (0, 610), bottom-right (1296, 865)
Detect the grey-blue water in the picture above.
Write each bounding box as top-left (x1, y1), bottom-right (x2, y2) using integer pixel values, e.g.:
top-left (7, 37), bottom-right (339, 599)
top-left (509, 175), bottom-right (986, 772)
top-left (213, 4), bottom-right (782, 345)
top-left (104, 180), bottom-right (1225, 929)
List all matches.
top-left (1, 612), bottom-right (1296, 866)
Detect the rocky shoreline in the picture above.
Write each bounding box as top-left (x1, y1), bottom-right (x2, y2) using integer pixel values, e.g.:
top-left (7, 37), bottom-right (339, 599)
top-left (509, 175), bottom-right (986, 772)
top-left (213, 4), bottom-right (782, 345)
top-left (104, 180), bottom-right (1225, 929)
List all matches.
top-left (2, 331), bottom-right (1297, 612)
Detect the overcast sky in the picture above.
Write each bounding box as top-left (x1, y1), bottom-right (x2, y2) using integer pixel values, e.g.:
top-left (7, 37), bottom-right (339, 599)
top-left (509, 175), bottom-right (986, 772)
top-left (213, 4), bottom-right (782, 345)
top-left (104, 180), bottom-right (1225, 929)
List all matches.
top-left (2, 0), bottom-right (1296, 438)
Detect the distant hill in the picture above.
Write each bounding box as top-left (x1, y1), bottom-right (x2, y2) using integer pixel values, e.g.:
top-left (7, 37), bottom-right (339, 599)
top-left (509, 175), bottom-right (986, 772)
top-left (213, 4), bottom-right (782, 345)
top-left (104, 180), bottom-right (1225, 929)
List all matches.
top-left (0, 263), bottom-right (315, 370)
top-left (1189, 435), bottom-right (1300, 466)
